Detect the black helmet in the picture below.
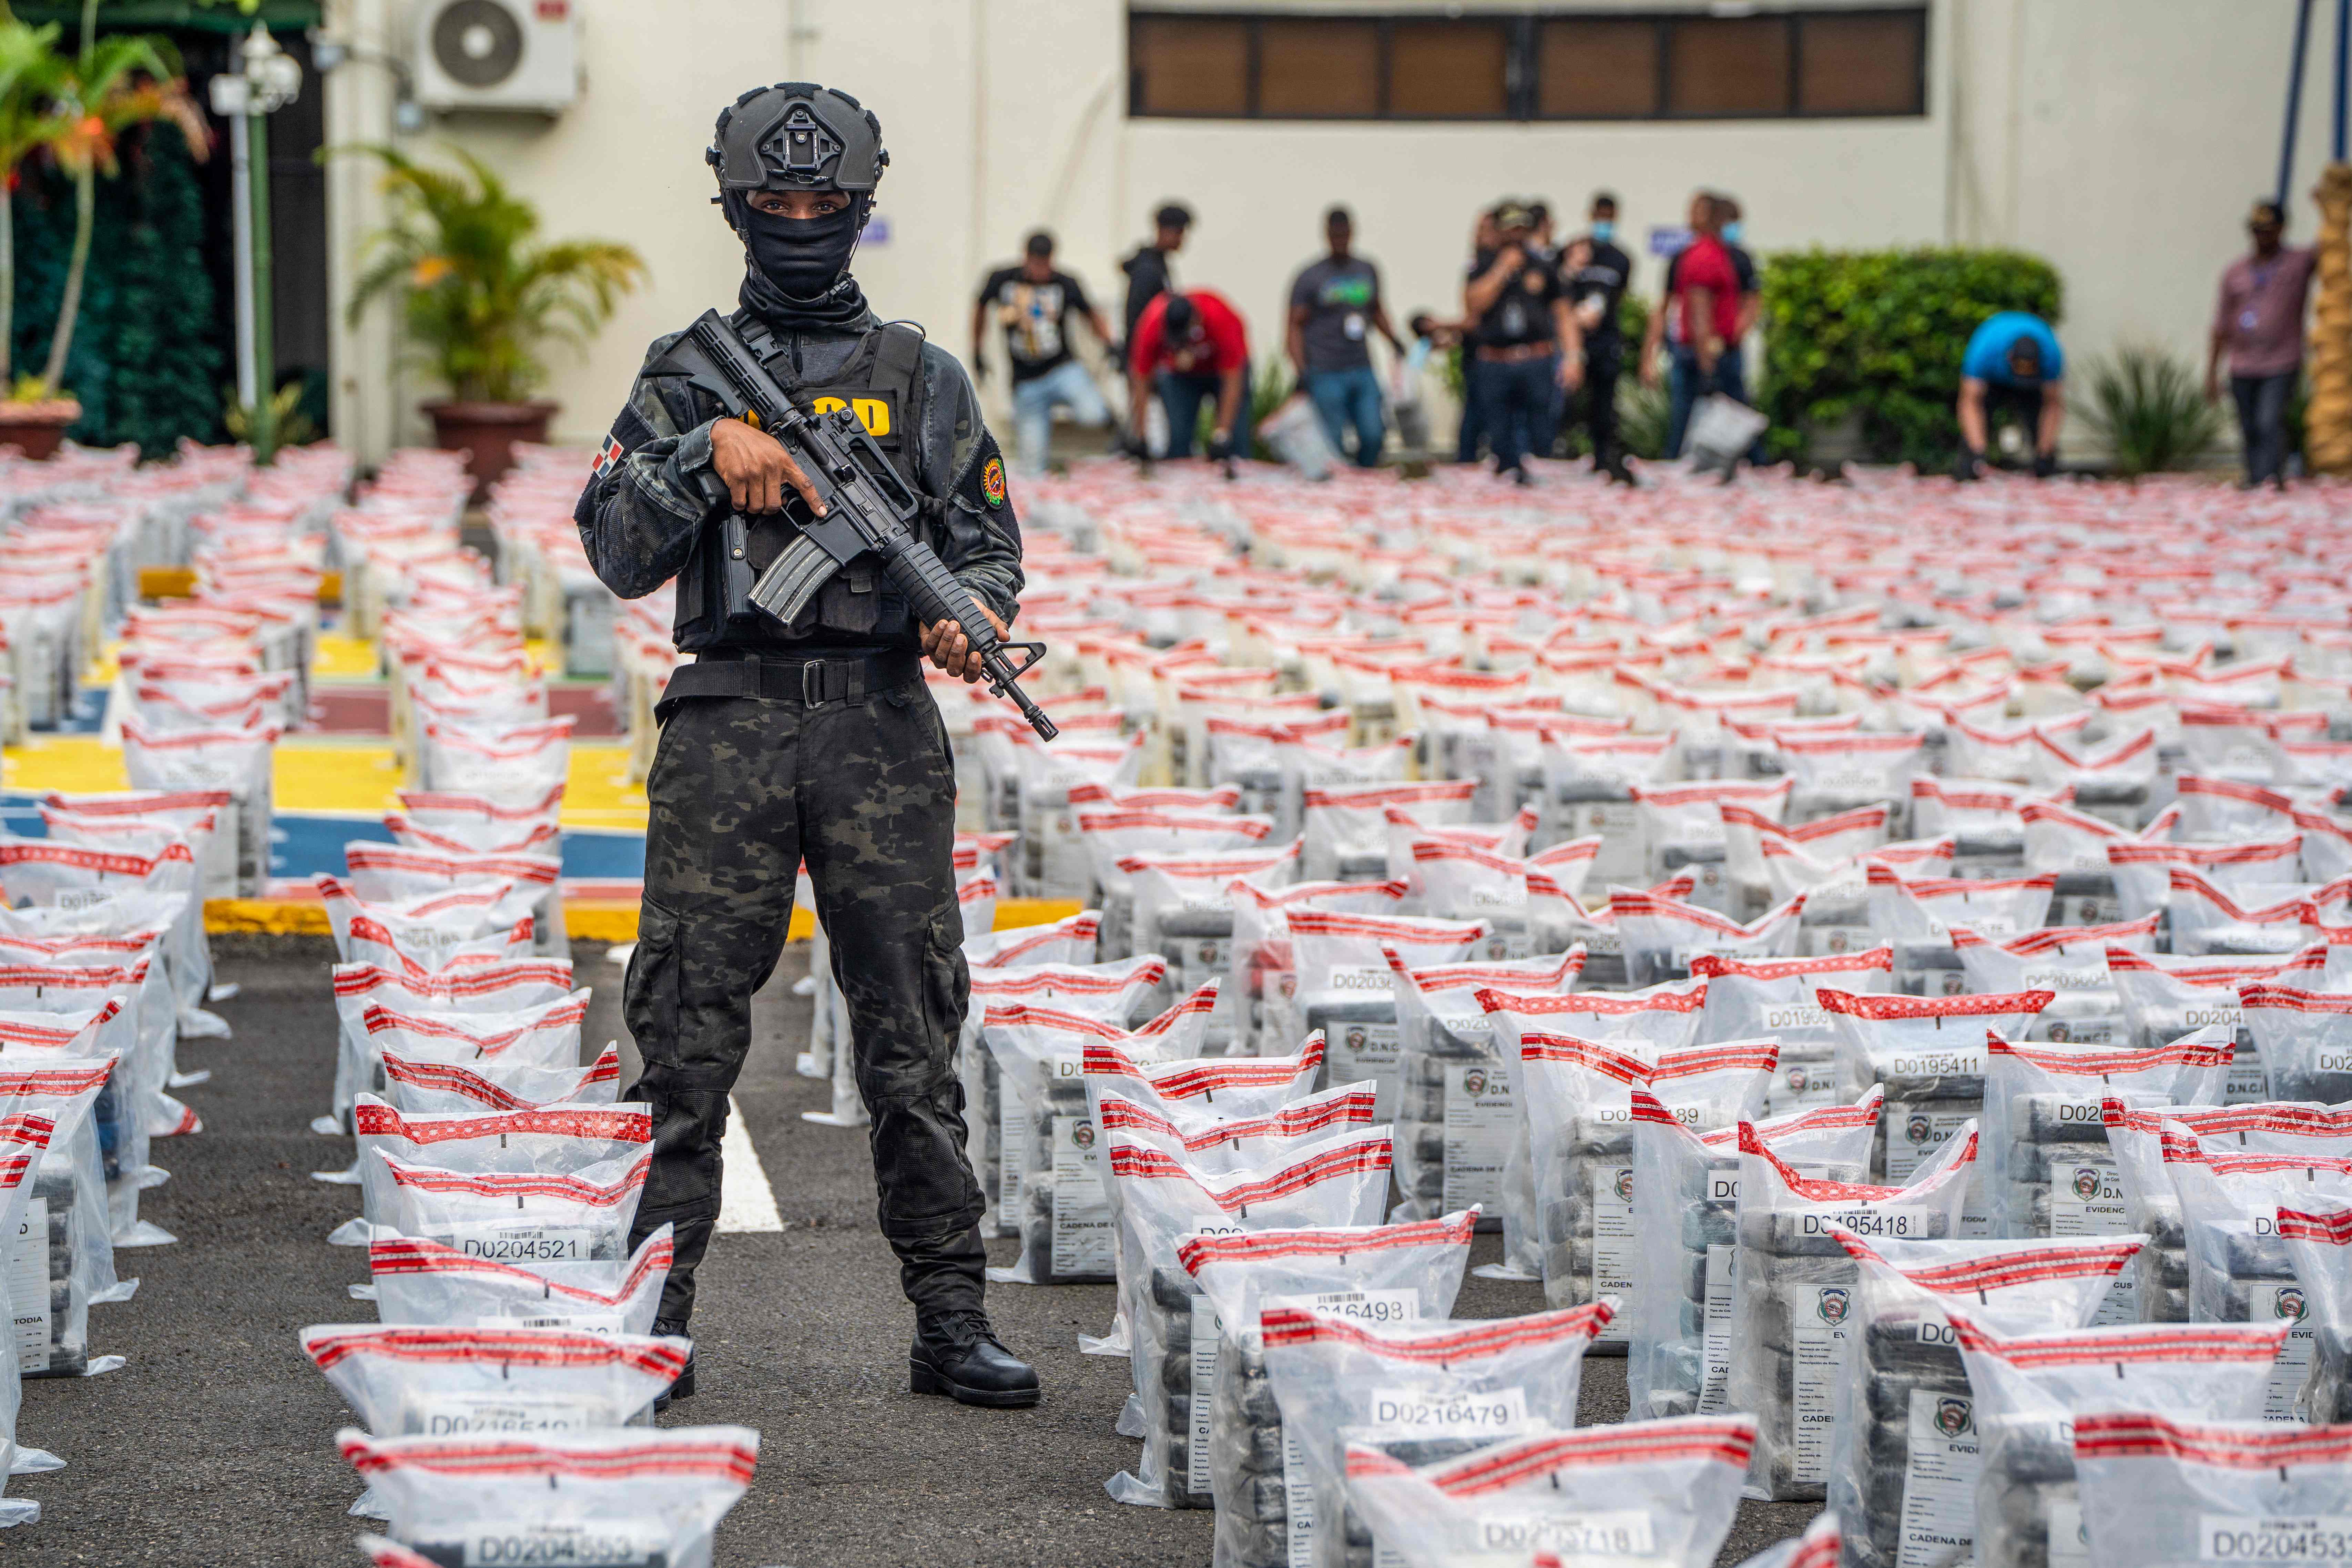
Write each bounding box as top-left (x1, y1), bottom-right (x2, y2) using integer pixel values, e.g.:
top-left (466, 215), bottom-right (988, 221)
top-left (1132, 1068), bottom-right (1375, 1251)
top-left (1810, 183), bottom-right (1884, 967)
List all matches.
top-left (708, 83), bottom-right (888, 197)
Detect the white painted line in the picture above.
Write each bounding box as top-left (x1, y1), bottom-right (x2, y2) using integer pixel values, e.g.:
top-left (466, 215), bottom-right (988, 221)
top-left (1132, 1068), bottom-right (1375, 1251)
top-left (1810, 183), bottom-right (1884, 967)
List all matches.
top-left (716, 1095), bottom-right (785, 1234)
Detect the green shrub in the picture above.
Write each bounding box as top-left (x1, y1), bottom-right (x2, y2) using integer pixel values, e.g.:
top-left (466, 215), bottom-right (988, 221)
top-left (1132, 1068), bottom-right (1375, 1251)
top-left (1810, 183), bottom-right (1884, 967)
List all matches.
top-left (12, 120), bottom-right (222, 452)
top-left (2076, 344), bottom-right (2225, 476)
top-left (1617, 376), bottom-right (1670, 462)
top-left (1245, 356), bottom-right (1293, 460)
top-left (1759, 248), bottom-right (2062, 469)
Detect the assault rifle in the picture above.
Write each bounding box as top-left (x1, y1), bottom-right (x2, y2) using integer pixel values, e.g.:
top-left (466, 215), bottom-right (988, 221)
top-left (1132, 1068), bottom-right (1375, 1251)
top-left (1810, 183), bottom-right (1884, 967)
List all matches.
top-left (679, 308), bottom-right (1057, 741)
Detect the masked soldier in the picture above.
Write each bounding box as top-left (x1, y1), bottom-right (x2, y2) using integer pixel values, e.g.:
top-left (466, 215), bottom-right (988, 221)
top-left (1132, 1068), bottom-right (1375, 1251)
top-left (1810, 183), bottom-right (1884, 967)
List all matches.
top-left (572, 83), bottom-right (1037, 1408)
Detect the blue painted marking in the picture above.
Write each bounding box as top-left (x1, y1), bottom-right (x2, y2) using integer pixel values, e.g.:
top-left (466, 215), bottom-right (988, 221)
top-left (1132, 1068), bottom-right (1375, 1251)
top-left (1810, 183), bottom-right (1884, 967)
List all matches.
top-left (0, 794), bottom-right (645, 879)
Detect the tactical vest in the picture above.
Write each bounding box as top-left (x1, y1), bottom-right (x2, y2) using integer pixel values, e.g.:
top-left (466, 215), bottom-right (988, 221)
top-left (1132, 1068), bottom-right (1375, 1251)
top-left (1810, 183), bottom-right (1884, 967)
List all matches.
top-left (672, 317), bottom-right (928, 651)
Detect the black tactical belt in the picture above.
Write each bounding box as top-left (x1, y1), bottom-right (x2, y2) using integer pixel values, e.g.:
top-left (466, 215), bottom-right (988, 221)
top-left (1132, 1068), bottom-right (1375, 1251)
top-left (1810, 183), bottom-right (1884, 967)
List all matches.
top-left (658, 647), bottom-right (923, 716)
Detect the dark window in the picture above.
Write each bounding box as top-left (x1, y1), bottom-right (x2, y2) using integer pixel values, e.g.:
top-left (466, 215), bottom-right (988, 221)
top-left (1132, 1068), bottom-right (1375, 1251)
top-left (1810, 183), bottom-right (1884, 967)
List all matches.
top-left (1128, 7), bottom-right (1925, 122)
top-left (1258, 18), bottom-right (1381, 116)
top-left (1666, 15), bottom-right (1792, 116)
top-left (1129, 13), bottom-right (1249, 116)
top-left (1389, 18), bottom-right (1510, 118)
top-left (1537, 18), bottom-right (1662, 119)
top-left (1798, 10), bottom-right (1926, 115)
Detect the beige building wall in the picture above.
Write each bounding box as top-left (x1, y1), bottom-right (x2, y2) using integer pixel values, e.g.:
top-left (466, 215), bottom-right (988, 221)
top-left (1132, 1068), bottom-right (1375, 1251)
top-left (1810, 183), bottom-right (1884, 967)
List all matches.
top-left (321, 0), bottom-right (2339, 461)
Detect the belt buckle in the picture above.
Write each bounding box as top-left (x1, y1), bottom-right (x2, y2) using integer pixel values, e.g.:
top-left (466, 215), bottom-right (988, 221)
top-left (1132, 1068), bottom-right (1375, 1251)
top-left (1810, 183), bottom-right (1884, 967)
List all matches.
top-left (801, 659), bottom-right (827, 707)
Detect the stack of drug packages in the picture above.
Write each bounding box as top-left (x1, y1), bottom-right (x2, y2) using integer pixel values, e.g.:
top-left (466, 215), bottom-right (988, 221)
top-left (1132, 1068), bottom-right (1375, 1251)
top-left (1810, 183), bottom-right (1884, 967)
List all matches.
top-left (0, 681), bottom-right (256, 1519)
top-left (0, 441), bottom-right (368, 1526)
top-left (4, 442), bottom-right (261, 737)
top-left (485, 444), bottom-right (631, 681)
top-left (907, 459), bottom-right (2352, 1568)
top-left (300, 714), bottom-right (755, 1564)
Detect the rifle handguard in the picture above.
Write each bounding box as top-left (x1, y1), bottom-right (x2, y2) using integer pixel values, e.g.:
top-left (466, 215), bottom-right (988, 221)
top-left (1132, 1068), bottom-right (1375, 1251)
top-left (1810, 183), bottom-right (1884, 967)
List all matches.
top-left (877, 545), bottom-right (1058, 741)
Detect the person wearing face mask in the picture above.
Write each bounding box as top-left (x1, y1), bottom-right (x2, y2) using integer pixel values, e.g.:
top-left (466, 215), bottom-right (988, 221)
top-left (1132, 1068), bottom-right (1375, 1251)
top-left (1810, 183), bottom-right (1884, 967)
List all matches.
top-left (1716, 195), bottom-right (1763, 351)
top-left (1564, 191), bottom-right (1635, 483)
top-left (572, 82), bottom-right (1037, 1413)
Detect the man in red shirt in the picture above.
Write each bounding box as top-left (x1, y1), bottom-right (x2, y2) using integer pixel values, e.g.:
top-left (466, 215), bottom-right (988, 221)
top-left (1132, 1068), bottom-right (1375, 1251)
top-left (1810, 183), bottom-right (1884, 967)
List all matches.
top-left (1128, 289), bottom-right (1252, 460)
top-left (1640, 193), bottom-right (1752, 459)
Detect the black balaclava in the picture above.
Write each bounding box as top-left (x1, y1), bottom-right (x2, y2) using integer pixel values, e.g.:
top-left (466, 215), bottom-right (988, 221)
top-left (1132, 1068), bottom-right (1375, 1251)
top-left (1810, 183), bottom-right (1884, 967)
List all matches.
top-left (727, 190), bottom-right (871, 329)
top-left (744, 203), bottom-right (861, 298)
top-left (710, 84), bottom-right (888, 331)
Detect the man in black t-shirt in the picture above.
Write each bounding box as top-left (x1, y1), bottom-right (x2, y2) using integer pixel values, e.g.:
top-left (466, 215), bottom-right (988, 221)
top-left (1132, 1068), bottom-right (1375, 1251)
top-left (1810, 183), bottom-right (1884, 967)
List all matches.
top-left (1462, 201), bottom-right (1582, 483)
top-left (1565, 191), bottom-right (1636, 483)
top-left (972, 231), bottom-right (1116, 474)
top-left (1121, 203), bottom-right (1191, 365)
top-left (1286, 206), bottom-right (1405, 468)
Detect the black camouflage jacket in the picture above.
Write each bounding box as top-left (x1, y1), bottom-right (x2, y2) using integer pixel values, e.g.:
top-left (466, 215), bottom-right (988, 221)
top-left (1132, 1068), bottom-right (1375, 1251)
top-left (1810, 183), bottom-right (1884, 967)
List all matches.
top-left (572, 308), bottom-right (1024, 651)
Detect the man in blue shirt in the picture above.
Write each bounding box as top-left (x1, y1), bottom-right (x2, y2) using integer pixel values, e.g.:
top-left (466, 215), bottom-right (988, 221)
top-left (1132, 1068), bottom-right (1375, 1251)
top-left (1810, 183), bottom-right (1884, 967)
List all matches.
top-left (1956, 310), bottom-right (2064, 479)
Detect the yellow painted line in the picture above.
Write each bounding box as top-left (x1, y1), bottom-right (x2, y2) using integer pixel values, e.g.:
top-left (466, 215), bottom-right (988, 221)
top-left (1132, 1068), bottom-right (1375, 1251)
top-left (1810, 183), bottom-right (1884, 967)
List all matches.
top-left (135, 567), bottom-right (340, 603)
top-left (5, 735), bottom-right (651, 834)
top-left (203, 899), bottom-right (330, 935)
top-left (202, 896), bottom-right (1085, 942)
top-left (311, 634), bottom-right (382, 682)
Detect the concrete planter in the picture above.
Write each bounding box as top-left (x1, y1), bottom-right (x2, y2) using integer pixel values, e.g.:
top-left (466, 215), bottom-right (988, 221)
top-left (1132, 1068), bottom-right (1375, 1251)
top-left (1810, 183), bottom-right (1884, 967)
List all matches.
top-left (0, 401), bottom-right (82, 460)
top-left (421, 399), bottom-right (559, 499)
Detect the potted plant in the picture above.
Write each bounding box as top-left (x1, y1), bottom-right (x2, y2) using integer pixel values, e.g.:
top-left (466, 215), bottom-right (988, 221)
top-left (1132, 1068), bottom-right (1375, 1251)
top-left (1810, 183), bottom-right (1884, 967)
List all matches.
top-left (0, 3), bottom-right (200, 458)
top-left (346, 145), bottom-right (644, 493)
top-left (0, 16), bottom-right (71, 455)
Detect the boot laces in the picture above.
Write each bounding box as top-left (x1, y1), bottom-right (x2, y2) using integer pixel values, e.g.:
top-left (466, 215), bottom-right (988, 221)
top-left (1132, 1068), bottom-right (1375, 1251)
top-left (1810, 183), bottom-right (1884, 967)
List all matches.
top-left (927, 1309), bottom-right (1001, 1351)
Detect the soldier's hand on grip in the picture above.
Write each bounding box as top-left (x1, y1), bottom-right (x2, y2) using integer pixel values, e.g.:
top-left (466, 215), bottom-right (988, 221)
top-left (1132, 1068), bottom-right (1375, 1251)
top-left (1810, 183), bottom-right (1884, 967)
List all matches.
top-left (922, 603), bottom-right (1008, 683)
top-left (710, 416), bottom-right (828, 517)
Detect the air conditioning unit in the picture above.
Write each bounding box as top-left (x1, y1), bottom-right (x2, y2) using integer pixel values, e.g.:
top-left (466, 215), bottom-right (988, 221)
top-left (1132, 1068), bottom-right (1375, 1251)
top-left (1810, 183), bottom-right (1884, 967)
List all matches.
top-left (413, 0), bottom-right (581, 114)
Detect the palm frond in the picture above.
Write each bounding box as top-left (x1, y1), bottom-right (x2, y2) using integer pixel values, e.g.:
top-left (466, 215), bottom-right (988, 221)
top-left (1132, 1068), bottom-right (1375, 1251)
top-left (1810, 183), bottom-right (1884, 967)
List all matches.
top-left (2077, 344), bottom-right (2226, 477)
top-left (338, 143), bottom-right (645, 401)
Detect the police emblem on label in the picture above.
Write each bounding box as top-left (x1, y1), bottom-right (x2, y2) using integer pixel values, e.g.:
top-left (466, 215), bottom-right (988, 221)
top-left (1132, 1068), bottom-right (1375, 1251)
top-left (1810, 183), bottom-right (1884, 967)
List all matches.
top-left (1072, 1120), bottom-right (1097, 1151)
top-left (1462, 1068), bottom-right (1488, 1097)
top-left (2275, 1286), bottom-right (2305, 1321)
top-left (2072, 1166), bottom-right (2103, 1202)
top-left (1906, 1114), bottom-right (1933, 1147)
top-left (1613, 1169), bottom-right (1635, 1204)
top-left (1935, 1396), bottom-right (1973, 1437)
top-left (981, 455), bottom-right (1008, 508)
top-left (1816, 1287), bottom-right (1849, 1325)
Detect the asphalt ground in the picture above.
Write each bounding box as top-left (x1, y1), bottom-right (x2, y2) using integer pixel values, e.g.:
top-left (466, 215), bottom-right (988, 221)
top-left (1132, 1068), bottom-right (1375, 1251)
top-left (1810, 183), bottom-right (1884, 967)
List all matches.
top-left (4, 937), bottom-right (1817, 1567)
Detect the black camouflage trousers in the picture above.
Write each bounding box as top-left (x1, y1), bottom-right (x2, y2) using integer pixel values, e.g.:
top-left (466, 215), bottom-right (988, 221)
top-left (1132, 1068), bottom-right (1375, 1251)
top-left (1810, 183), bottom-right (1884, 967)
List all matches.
top-left (623, 674), bottom-right (986, 1323)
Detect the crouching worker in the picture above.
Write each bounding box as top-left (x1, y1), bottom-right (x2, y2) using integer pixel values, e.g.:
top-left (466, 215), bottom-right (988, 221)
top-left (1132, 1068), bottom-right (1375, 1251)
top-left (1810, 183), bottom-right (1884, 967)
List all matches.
top-left (1956, 309), bottom-right (2065, 479)
top-left (571, 81), bottom-right (1039, 1409)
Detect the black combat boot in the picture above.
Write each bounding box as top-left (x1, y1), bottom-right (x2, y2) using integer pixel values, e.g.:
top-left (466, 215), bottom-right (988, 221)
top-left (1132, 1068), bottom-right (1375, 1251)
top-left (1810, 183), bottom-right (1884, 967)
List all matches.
top-left (910, 1309), bottom-right (1040, 1408)
top-left (652, 1317), bottom-right (696, 1411)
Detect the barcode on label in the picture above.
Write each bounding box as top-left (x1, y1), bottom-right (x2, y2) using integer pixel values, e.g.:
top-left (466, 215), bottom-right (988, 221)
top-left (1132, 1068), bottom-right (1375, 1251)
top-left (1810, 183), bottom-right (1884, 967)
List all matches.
top-left (1267, 1288), bottom-right (1418, 1325)
top-left (1367, 1385), bottom-right (1529, 1435)
top-left (455, 1521), bottom-right (667, 1567)
top-left (1474, 1508), bottom-right (1658, 1558)
top-left (2198, 1515), bottom-right (2352, 1562)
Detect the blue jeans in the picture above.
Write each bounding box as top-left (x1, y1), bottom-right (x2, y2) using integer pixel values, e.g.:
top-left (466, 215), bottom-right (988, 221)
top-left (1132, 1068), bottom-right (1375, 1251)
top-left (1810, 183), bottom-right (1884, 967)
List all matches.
top-left (1155, 369), bottom-right (1252, 459)
top-left (1667, 343), bottom-right (1749, 458)
top-left (1303, 366), bottom-right (1385, 467)
top-left (2231, 371), bottom-right (2294, 486)
top-left (1484, 355), bottom-right (1555, 474)
top-left (1009, 358), bottom-right (1108, 475)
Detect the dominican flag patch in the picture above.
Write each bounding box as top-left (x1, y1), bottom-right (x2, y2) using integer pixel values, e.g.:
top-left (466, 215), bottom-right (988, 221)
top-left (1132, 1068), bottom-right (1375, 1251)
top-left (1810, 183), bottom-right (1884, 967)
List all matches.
top-left (589, 434), bottom-right (624, 477)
